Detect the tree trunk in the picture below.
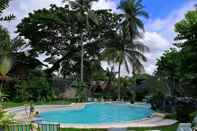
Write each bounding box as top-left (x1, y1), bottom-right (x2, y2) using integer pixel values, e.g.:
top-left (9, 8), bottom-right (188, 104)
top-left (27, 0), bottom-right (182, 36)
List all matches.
top-left (80, 33), bottom-right (84, 82)
top-left (118, 62), bottom-right (121, 101)
top-left (0, 81), bottom-right (3, 102)
top-left (173, 77), bottom-right (176, 96)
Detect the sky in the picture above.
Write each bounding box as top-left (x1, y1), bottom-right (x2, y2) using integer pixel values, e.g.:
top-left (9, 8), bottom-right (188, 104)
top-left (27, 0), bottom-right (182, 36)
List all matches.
top-left (1, 0), bottom-right (196, 75)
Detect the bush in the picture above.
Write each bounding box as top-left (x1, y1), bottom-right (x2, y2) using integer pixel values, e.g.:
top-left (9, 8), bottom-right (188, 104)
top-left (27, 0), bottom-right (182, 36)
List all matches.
top-left (175, 97), bottom-right (196, 122)
top-left (149, 92), bottom-right (165, 111)
top-left (149, 93), bottom-right (175, 113)
top-left (15, 71), bottom-right (55, 102)
top-left (71, 81), bottom-right (88, 102)
top-left (0, 105), bottom-right (14, 128)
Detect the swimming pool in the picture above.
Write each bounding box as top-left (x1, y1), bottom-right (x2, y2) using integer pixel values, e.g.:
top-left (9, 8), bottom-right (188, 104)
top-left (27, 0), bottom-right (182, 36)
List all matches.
top-left (39, 103), bottom-right (153, 125)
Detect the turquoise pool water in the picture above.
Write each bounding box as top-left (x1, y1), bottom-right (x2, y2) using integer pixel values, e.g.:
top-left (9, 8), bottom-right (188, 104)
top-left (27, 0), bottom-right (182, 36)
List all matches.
top-left (39, 103), bottom-right (153, 124)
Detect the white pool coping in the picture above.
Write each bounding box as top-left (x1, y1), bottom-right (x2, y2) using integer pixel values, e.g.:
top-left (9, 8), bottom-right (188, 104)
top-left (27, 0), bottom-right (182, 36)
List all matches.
top-left (6, 102), bottom-right (177, 129)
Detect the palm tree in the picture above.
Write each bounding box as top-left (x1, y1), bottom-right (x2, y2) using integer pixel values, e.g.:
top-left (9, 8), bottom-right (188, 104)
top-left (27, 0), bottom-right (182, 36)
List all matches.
top-left (0, 0), bottom-right (15, 21)
top-left (118, 0), bottom-right (148, 40)
top-left (102, 32), bottom-right (148, 100)
top-left (113, 0), bottom-right (148, 100)
top-left (67, 0), bottom-right (98, 82)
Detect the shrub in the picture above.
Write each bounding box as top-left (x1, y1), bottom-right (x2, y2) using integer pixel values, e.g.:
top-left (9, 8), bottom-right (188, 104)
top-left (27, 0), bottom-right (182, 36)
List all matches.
top-left (175, 97), bottom-right (196, 122)
top-left (149, 92), bottom-right (165, 111)
top-left (15, 71), bottom-right (55, 102)
top-left (0, 105), bottom-right (14, 128)
top-left (71, 81), bottom-right (88, 102)
top-left (149, 93), bottom-right (176, 113)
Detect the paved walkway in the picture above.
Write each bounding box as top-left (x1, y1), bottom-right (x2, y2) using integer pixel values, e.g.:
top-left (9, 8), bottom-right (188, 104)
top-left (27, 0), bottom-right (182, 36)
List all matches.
top-left (6, 104), bottom-right (177, 129)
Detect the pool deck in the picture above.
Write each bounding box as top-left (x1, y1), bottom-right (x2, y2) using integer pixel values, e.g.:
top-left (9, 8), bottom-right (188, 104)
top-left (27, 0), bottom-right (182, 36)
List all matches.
top-left (6, 103), bottom-right (177, 129)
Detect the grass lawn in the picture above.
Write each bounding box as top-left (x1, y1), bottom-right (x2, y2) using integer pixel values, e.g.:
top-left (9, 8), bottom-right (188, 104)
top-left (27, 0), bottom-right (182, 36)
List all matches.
top-left (60, 124), bottom-right (178, 131)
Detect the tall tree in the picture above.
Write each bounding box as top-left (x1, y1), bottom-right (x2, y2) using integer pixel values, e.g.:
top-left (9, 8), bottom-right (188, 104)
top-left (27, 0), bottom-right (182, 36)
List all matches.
top-left (155, 48), bottom-right (182, 96)
top-left (103, 31), bottom-right (148, 100)
top-left (103, 0), bottom-right (149, 100)
top-left (16, 5), bottom-right (116, 80)
top-left (174, 8), bottom-right (197, 97)
top-left (67, 0), bottom-right (98, 82)
top-left (156, 8), bottom-right (197, 97)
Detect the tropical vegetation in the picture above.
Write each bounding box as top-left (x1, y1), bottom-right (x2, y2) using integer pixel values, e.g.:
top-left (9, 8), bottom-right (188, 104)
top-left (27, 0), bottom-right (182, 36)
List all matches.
top-left (0, 0), bottom-right (197, 129)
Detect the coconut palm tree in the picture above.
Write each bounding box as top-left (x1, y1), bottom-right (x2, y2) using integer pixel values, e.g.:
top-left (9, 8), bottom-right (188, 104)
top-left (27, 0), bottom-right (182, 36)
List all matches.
top-left (118, 0), bottom-right (148, 40)
top-left (111, 0), bottom-right (149, 100)
top-left (67, 0), bottom-right (98, 82)
top-left (102, 32), bottom-right (148, 100)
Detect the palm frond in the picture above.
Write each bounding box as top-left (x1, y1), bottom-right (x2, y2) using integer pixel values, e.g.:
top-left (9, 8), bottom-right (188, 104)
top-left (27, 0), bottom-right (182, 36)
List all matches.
top-left (136, 10), bottom-right (149, 18)
top-left (127, 55), bottom-right (144, 75)
top-left (135, 17), bottom-right (145, 32)
top-left (69, 0), bottom-right (81, 10)
top-left (88, 10), bottom-right (99, 25)
top-left (0, 0), bottom-right (15, 22)
top-left (132, 58), bottom-right (145, 74)
top-left (0, 0), bottom-right (10, 11)
top-left (130, 40), bottom-right (149, 52)
top-left (0, 14), bottom-right (15, 21)
top-left (124, 57), bottom-right (130, 74)
top-left (127, 49), bottom-right (147, 62)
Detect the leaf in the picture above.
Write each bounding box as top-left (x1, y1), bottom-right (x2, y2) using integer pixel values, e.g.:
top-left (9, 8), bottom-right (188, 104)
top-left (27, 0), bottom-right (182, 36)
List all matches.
top-left (0, 56), bottom-right (12, 76)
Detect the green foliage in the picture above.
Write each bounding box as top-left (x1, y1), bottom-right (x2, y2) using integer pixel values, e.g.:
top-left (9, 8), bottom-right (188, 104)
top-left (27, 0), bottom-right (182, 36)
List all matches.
top-left (0, 26), bottom-right (12, 77)
top-left (103, 0), bottom-right (149, 75)
top-left (175, 99), bottom-right (196, 122)
top-left (164, 113), bottom-right (177, 119)
top-left (15, 71), bottom-right (55, 102)
top-left (102, 33), bottom-right (148, 75)
top-left (71, 80), bottom-right (88, 101)
top-left (156, 49), bottom-right (182, 97)
top-left (0, 105), bottom-right (14, 128)
top-left (100, 0), bottom-right (149, 100)
top-left (0, 26), bottom-right (12, 102)
top-left (14, 0), bottom-right (149, 101)
top-left (0, 26), bottom-right (11, 54)
top-left (16, 4), bottom-right (115, 80)
top-left (175, 10), bottom-right (197, 43)
top-left (118, 0), bottom-right (148, 40)
top-left (156, 8), bottom-right (197, 98)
